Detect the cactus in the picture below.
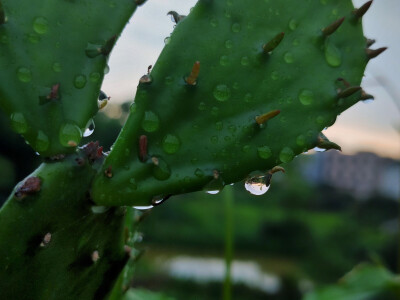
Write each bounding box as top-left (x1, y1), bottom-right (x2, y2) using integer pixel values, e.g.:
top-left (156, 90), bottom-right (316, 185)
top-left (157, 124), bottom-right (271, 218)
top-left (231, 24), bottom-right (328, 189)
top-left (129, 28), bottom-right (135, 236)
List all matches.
top-left (0, 0), bottom-right (386, 298)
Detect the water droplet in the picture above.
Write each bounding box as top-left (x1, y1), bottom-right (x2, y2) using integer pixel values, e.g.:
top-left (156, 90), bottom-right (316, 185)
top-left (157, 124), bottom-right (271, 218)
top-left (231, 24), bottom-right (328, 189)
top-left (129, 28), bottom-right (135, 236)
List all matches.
top-left (244, 93), bottom-right (253, 103)
top-left (324, 40), bottom-right (342, 67)
top-left (284, 52), bottom-right (294, 63)
top-left (292, 39), bottom-right (300, 46)
top-left (10, 112), bottom-right (28, 133)
top-left (165, 76), bottom-right (173, 85)
top-left (314, 147), bottom-right (326, 152)
top-left (91, 206), bottom-right (110, 214)
top-left (162, 134), bottom-right (180, 154)
top-left (289, 19), bottom-right (298, 30)
top-left (245, 176), bottom-right (270, 195)
top-left (215, 121), bottom-right (223, 131)
top-left (104, 64), bottom-right (110, 74)
top-left (83, 119), bottom-right (95, 137)
top-left (299, 89), bottom-right (314, 105)
top-left (210, 18), bottom-right (218, 27)
top-left (74, 74), bottom-right (87, 89)
top-left (247, 22), bottom-right (254, 29)
top-left (242, 145), bottom-right (251, 153)
top-left (225, 40), bottom-right (233, 49)
top-left (164, 37), bottom-right (171, 45)
top-left (195, 168), bottom-right (204, 178)
top-left (271, 71), bottom-right (279, 80)
top-left (211, 106), bottom-right (219, 116)
top-left (133, 205), bottom-right (153, 210)
top-left (52, 62), bottom-right (62, 73)
top-left (279, 147), bottom-right (295, 163)
top-left (59, 123), bottom-right (82, 147)
top-left (141, 111), bottom-right (160, 132)
top-left (35, 131), bottom-right (49, 152)
top-left (129, 178), bottom-right (138, 190)
top-left (231, 23), bottom-right (241, 33)
top-left (152, 157), bottom-right (171, 181)
top-left (296, 135), bottom-right (306, 146)
top-left (213, 84), bottom-right (231, 102)
top-left (362, 99), bottom-right (374, 104)
top-left (90, 72), bottom-right (101, 82)
top-left (203, 177), bottom-right (224, 195)
top-left (220, 55), bottom-right (230, 66)
top-left (33, 17), bottom-right (49, 34)
top-left (17, 67), bottom-right (32, 83)
top-left (257, 146), bottom-right (272, 159)
top-left (28, 33), bottom-right (40, 44)
top-left (316, 115), bottom-right (325, 124)
top-left (198, 102), bottom-right (206, 111)
top-left (210, 136), bottom-right (218, 144)
top-left (241, 56), bottom-right (250, 66)
top-left (233, 82), bottom-right (239, 90)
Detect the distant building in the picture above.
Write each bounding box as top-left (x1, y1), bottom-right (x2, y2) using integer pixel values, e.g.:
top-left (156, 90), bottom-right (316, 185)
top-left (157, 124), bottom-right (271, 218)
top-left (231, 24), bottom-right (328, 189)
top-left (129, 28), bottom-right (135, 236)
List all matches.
top-left (303, 151), bottom-right (400, 200)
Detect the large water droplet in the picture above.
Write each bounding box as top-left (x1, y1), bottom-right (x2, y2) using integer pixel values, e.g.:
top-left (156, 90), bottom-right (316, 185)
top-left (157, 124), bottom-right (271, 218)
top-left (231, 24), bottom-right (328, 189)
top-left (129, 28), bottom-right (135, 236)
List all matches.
top-left (213, 84), bottom-right (231, 102)
top-left (162, 134), bottom-right (180, 154)
top-left (33, 17), bottom-right (49, 34)
top-left (245, 176), bottom-right (270, 195)
top-left (36, 131), bottom-right (49, 152)
top-left (279, 147), bottom-right (295, 163)
top-left (83, 119), bottom-right (95, 137)
top-left (17, 67), bottom-right (32, 83)
top-left (142, 111), bottom-right (160, 132)
top-left (10, 112), bottom-right (28, 133)
top-left (59, 123), bottom-right (82, 147)
top-left (299, 89), bottom-right (314, 105)
top-left (257, 146), bottom-right (272, 159)
top-left (74, 75), bottom-right (87, 89)
top-left (324, 40), bottom-right (342, 67)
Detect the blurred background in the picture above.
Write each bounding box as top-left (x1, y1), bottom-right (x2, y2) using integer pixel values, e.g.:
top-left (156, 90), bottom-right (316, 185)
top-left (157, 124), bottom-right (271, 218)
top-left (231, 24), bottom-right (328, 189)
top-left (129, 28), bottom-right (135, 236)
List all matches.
top-left (0, 0), bottom-right (399, 299)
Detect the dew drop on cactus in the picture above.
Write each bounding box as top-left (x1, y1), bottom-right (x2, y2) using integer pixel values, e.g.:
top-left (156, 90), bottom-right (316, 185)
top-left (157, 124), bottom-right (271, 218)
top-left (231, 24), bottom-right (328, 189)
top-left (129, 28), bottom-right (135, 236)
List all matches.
top-left (279, 147), bottom-right (295, 163)
top-left (91, 206), bottom-right (110, 214)
top-left (10, 112), bottom-right (28, 133)
top-left (16, 67), bottom-right (32, 83)
top-left (241, 56), bottom-right (250, 66)
top-left (59, 123), bottom-right (82, 147)
top-left (203, 172), bottom-right (224, 195)
top-left (141, 111), bottom-right (160, 132)
top-left (299, 89), bottom-right (314, 105)
top-left (257, 146), bottom-right (272, 159)
top-left (231, 23), bottom-right (241, 33)
top-left (244, 177), bottom-right (270, 196)
top-left (152, 157), bottom-right (171, 181)
top-left (33, 17), bottom-right (49, 35)
top-left (83, 119), bottom-right (95, 137)
top-left (35, 131), bottom-right (50, 152)
top-left (90, 72), bottom-right (101, 83)
top-left (284, 52), bottom-right (294, 63)
top-left (52, 62), bottom-right (62, 73)
top-left (162, 134), bottom-right (180, 154)
top-left (220, 55), bottom-right (230, 66)
top-left (213, 84), bottom-right (231, 102)
top-left (225, 40), bottom-right (233, 48)
top-left (324, 40), bottom-right (342, 67)
top-left (74, 74), bottom-right (87, 89)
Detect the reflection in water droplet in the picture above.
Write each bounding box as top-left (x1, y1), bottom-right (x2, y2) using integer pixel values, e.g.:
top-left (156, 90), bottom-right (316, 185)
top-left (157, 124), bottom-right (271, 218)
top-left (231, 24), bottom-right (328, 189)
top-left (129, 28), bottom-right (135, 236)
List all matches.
top-left (33, 17), bottom-right (49, 34)
top-left (279, 147), bottom-right (295, 163)
top-left (245, 176), bottom-right (270, 196)
top-left (10, 112), bottom-right (28, 134)
top-left (83, 119), bottom-right (95, 137)
top-left (133, 205), bottom-right (154, 210)
top-left (36, 131), bottom-right (49, 152)
top-left (299, 89), bottom-right (314, 105)
top-left (324, 40), bottom-right (342, 67)
top-left (141, 111), bottom-right (160, 132)
top-left (74, 74), bottom-right (87, 89)
top-left (59, 123), bottom-right (82, 147)
top-left (213, 84), bottom-right (231, 102)
top-left (17, 67), bottom-right (32, 83)
top-left (162, 134), bottom-right (180, 154)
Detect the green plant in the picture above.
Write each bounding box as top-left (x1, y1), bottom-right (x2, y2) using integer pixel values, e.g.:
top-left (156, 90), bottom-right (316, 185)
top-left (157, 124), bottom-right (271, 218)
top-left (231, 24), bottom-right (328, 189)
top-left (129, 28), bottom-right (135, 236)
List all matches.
top-left (0, 0), bottom-right (385, 299)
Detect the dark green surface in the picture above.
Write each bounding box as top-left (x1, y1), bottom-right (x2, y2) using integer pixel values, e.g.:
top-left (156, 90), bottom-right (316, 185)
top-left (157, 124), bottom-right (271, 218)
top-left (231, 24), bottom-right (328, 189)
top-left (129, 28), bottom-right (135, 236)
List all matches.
top-left (0, 0), bottom-right (139, 156)
top-left (92, 0), bottom-right (369, 206)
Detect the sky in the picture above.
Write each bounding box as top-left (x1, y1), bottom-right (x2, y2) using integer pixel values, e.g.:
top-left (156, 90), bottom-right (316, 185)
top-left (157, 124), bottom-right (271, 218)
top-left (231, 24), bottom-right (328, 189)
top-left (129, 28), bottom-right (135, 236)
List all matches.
top-left (102, 0), bottom-right (400, 160)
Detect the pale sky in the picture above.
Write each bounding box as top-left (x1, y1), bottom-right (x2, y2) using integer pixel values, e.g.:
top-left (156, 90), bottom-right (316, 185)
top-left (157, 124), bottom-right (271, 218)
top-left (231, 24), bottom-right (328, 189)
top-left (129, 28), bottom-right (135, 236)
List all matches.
top-left (102, 0), bottom-right (400, 159)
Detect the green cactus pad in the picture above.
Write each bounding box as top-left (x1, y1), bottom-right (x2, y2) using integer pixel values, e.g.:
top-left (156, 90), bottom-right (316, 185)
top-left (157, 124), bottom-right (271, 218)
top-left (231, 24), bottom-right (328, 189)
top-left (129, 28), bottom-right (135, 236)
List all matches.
top-left (0, 152), bottom-right (138, 299)
top-left (0, 0), bottom-right (140, 156)
top-left (91, 0), bottom-right (373, 206)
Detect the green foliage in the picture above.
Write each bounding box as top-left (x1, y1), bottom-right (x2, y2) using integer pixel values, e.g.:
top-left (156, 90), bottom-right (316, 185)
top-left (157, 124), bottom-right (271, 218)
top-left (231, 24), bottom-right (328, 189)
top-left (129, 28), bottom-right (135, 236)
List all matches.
top-left (91, 0), bottom-right (369, 206)
top-left (304, 263), bottom-right (400, 300)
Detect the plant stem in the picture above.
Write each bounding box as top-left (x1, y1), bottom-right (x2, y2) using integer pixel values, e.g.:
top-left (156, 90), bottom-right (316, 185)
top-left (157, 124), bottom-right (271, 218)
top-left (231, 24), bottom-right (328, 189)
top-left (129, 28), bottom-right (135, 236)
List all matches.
top-left (223, 186), bottom-right (234, 300)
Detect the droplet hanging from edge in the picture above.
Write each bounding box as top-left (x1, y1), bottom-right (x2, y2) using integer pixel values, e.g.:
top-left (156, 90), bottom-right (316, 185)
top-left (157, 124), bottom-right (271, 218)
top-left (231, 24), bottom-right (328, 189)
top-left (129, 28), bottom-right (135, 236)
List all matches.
top-left (133, 205), bottom-right (154, 210)
top-left (203, 175), bottom-right (224, 195)
top-left (324, 40), bottom-right (342, 67)
top-left (83, 119), bottom-right (95, 137)
top-left (244, 178), bottom-right (270, 196)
